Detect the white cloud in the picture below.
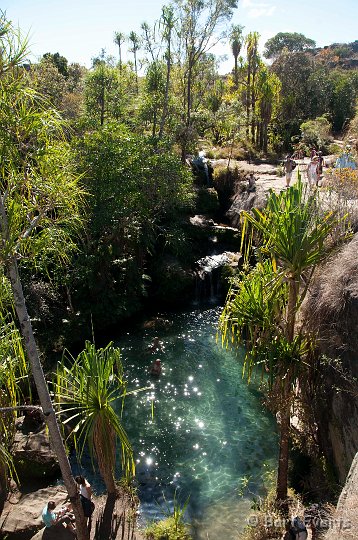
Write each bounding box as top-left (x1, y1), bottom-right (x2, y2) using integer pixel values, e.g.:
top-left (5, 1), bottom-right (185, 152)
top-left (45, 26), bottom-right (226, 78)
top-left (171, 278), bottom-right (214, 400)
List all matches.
top-left (241, 0), bottom-right (277, 18)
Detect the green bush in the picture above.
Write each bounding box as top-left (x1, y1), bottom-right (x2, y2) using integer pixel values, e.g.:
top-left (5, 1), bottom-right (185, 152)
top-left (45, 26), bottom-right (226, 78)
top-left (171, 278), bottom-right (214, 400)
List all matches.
top-left (145, 517), bottom-right (192, 540)
top-left (300, 116), bottom-right (333, 151)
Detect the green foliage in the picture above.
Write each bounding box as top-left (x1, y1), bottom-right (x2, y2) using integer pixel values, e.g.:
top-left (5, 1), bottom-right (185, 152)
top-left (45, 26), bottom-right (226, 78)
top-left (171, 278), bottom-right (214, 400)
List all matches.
top-left (70, 124), bottom-right (194, 327)
top-left (145, 517), bottom-right (192, 540)
top-left (146, 489), bottom-right (192, 540)
top-left (43, 52), bottom-right (69, 77)
top-left (54, 341), bottom-right (135, 483)
top-left (300, 116), bottom-right (332, 151)
top-left (264, 32), bottom-right (316, 59)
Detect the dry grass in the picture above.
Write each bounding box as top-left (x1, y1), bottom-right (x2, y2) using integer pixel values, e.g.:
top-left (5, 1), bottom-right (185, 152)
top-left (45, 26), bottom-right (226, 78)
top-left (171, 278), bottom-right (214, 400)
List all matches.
top-left (301, 234), bottom-right (358, 356)
top-left (320, 168), bottom-right (358, 233)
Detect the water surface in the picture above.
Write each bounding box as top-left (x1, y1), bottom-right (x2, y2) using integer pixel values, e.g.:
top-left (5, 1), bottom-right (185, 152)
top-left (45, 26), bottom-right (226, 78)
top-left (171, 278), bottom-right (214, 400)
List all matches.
top-left (116, 307), bottom-right (277, 539)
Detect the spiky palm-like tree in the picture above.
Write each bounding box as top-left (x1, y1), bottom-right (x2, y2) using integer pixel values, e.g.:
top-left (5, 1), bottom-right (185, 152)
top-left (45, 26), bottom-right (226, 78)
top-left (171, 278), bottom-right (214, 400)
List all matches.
top-left (128, 31), bottom-right (140, 93)
top-left (114, 31), bottom-right (125, 72)
top-left (220, 177), bottom-right (348, 505)
top-left (54, 342), bottom-right (135, 494)
top-left (230, 24), bottom-right (244, 89)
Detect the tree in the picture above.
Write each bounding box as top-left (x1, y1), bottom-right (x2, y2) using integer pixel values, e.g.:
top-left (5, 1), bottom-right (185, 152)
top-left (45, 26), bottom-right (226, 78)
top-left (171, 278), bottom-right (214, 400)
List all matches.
top-left (42, 51), bottom-right (69, 77)
top-left (158, 5), bottom-right (176, 140)
top-left (229, 24), bottom-right (244, 88)
top-left (264, 32), bottom-right (316, 59)
top-left (272, 50), bottom-right (314, 146)
top-left (113, 31), bottom-right (125, 72)
top-left (245, 31), bottom-right (260, 141)
top-left (174, 0), bottom-right (238, 159)
top-left (71, 124), bottom-right (193, 329)
top-left (140, 60), bottom-right (166, 137)
top-left (128, 31), bottom-right (140, 94)
top-left (55, 342), bottom-right (135, 494)
top-left (84, 59), bottom-right (125, 126)
top-left (220, 179), bottom-right (346, 505)
top-left (256, 67), bottom-right (281, 152)
top-left (300, 116), bottom-right (332, 150)
top-left (0, 15), bottom-right (89, 539)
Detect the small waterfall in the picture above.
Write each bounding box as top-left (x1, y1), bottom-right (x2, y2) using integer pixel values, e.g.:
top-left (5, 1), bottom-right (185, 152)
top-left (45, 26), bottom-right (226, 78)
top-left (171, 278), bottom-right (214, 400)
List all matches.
top-left (194, 253), bottom-right (234, 305)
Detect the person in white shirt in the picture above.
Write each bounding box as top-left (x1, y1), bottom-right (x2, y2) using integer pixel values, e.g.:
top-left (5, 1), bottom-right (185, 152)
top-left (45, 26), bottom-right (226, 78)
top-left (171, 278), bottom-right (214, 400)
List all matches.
top-left (75, 475), bottom-right (94, 521)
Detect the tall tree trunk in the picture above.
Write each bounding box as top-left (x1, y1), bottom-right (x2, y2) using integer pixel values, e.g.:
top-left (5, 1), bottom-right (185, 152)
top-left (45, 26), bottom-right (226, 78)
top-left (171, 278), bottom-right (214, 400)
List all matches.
top-left (6, 257), bottom-right (89, 539)
top-left (287, 279), bottom-right (298, 342)
top-left (276, 277), bottom-right (299, 506)
top-left (251, 69), bottom-right (257, 144)
top-left (234, 54), bottom-right (238, 89)
top-left (152, 108), bottom-right (157, 138)
top-left (186, 59), bottom-right (193, 128)
top-left (100, 84), bottom-right (105, 126)
top-left (158, 41), bottom-right (171, 140)
top-left (276, 395), bottom-right (290, 504)
top-left (246, 69), bottom-right (251, 139)
top-left (96, 428), bottom-right (116, 495)
top-left (0, 195), bottom-right (88, 540)
top-left (134, 52), bottom-right (138, 94)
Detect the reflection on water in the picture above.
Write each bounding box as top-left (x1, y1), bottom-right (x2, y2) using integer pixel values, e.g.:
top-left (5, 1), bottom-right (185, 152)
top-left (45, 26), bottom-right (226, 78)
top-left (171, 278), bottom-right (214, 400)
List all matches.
top-left (116, 307), bottom-right (278, 540)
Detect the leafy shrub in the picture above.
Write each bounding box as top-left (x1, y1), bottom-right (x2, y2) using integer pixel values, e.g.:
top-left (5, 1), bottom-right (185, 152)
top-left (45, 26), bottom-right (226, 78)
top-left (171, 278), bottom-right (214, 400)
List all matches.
top-left (327, 143), bottom-right (342, 155)
top-left (145, 517), bottom-right (192, 540)
top-left (300, 116), bottom-right (333, 151)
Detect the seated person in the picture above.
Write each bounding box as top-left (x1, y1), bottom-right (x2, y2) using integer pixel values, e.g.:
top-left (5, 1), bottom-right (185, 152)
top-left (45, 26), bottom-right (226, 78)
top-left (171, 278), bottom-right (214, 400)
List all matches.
top-left (150, 359), bottom-right (162, 377)
top-left (247, 173), bottom-right (256, 192)
top-left (42, 500), bottom-right (76, 534)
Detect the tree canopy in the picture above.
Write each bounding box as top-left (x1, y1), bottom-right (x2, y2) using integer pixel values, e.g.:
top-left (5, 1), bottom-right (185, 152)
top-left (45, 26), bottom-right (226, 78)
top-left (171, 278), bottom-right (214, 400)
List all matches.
top-left (264, 32), bottom-right (316, 59)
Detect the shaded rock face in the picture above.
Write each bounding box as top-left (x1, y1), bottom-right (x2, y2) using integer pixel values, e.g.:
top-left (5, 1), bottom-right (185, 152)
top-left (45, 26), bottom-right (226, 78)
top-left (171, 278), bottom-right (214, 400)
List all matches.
top-left (226, 187), bottom-right (268, 227)
top-left (12, 417), bottom-right (60, 481)
top-left (0, 485), bottom-right (67, 540)
top-left (301, 235), bottom-right (358, 483)
top-left (324, 452), bottom-right (358, 540)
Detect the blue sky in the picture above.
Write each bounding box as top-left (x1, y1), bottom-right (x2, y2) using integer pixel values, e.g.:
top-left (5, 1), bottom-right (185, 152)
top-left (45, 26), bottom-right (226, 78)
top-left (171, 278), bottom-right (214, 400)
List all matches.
top-left (4, 0), bottom-right (358, 73)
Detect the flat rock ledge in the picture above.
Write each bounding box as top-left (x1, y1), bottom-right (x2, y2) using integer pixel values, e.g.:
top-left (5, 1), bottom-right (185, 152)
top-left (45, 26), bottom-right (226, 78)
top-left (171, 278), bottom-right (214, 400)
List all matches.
top-left (0, 485), bottom-right (68, 540)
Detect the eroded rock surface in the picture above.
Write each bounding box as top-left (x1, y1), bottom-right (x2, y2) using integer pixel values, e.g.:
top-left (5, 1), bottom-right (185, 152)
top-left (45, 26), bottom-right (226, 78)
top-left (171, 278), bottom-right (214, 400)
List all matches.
top-left (12, 416), bottom-right (60, 481)
top-left (0, 485), bottom-right (67, 540)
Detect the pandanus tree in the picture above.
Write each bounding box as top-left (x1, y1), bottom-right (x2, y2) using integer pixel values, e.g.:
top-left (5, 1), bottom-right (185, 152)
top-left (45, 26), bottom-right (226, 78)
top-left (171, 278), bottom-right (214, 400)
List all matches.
top-left (220, 178), bottom-right (348, 506)
top-left (54, 342), bottom-right (135, 494)
top-left (0, 15), bottom-right (89, 539)
top-left (128, 31), bottom-right (140, 94)
top-left (229, 24), bottom-right (244, 89)
top-left (114, 31), bottom-right (125, 72)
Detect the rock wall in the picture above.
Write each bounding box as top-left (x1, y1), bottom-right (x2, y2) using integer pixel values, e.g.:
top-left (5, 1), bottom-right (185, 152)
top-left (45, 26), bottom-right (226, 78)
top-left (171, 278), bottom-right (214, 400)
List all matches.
top-left (301, 235), bottom-right (358, 484)
top-left (324, 452), bottom-right (358, 539)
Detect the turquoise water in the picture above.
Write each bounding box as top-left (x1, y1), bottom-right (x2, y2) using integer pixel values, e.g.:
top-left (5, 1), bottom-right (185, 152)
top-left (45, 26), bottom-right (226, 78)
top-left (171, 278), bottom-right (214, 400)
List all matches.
top-left (116, 307), bottom-right (278, 540)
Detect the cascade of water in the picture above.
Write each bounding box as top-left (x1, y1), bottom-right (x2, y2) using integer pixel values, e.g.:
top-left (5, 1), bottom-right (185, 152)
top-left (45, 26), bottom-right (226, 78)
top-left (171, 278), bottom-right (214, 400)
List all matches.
top-left (194, 253), bottom-right (233, 304)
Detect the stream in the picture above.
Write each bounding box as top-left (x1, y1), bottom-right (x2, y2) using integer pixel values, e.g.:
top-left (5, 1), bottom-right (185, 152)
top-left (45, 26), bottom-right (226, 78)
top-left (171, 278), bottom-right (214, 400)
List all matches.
top-left (113, 306), bottom-right (278, 539)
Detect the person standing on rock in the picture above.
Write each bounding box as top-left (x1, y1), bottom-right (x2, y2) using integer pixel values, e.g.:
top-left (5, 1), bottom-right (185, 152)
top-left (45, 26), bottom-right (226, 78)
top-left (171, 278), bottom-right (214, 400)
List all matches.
top-left (283, 155), bottom-right (296, 188)
top-left (75, 475), bottom-right (95, 524)
top-left (307, 155), bottom-right (319, 187)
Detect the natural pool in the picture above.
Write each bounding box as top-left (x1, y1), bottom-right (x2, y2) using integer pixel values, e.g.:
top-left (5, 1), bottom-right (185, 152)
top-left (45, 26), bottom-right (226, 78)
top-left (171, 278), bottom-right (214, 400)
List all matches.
top-left (116, 307), bottom-right (278, 540)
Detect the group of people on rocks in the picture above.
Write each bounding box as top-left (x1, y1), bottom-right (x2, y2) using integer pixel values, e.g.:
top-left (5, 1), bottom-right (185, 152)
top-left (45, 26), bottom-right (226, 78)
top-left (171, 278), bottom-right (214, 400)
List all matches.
top-left (283, 148), bottom-right (324, 188)
top-left (42, 475), bottom-right (94, 535)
